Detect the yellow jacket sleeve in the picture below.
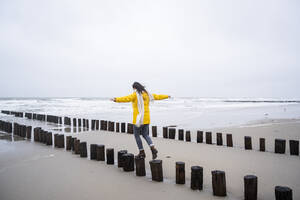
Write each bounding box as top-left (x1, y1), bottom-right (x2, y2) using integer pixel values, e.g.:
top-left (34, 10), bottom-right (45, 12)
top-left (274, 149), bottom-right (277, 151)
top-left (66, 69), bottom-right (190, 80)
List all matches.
top-left (115, 93), bottom-right (136, 102)
top-left (152, 94), bottom-right (169, 100)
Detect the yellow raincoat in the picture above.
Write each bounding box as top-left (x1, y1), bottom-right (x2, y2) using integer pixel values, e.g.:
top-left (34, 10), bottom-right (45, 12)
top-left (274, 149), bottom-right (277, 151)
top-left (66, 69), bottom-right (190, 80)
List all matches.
top-left (115, 92), bottom-right (169, 125)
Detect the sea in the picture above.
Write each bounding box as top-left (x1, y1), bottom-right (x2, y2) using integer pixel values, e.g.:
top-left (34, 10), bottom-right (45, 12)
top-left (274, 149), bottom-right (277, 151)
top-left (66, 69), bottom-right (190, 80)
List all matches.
top-left (1, 97), bottom-right (300, 132)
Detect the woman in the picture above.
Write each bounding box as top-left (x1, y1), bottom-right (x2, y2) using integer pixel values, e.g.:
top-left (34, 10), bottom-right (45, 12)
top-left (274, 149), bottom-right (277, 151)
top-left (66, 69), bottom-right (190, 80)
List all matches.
top-left (111, 82), bottom-right (170, 159)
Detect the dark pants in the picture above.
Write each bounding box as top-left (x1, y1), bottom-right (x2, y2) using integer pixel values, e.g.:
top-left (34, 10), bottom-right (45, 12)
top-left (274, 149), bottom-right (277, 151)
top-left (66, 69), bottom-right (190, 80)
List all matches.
top-left (133, 124), bottom-right (154, 150)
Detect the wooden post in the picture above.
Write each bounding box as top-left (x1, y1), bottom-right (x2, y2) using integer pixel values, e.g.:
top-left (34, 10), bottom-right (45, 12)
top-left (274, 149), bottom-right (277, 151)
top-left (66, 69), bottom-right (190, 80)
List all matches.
top-left (149, 160), bottom-right (163, 182)
top-left (74, 139), bottom-right (80, 154)
top-left (91, 120), bottom-right (96, 130)
top-left (86, 119), bottom-right (89, 130)
top-left (121, 122), bottom-right (126, 133)
top-left (244, 175), bottom-right (257, 200)
top-left (0, 121), bottom-right (2, 132)
top-left (79, 142), bottom-right (87, 158)
top-left (176, 162), bottom-right (185, 184)
top-left (206, 132), bottom-right (212, 144)
top-left (109, 121), bottom-right (115, 132)
top-left (108, 121), bottom-right (112, 131)
top-left (39, 129), bottom-right (44, 143)
top-left (104, 120), bottom-right (108, 130)
top-left (100, 120), bottom-right (103, 130)
top-left (46, 115), bottom-right (50, 123)
top-left (54, 133), bottom-right (58, 147)
top-left (49, 132), bottom-right (53, 145)
top-left (22, 125), bottom-right (27, 138)
top-left (275, 186), bottom-right (293, 200)
top-left (42, 130), bottom-right (47, 144)
top-left (163, 127), bottom-right (168, 138)
top-left (96, 145), bottom-right (105, 161)
top-left (21, 125), bottom-right (27, 138)
top-left (289, 140), bottom-right (299, 156)
top-left (21, 124), bottom-right (26, 137)
top-left (57, 134), bottom-right (65, 148)
top-left (135, 156), bottom-right (146, 176)
top-left (178, 129), bottom-right (184, 141)
top-left (13, 123), bottom-right (17, 136)
top-left (66, 136), bottom-right (72, 150)
top-left (106, 148), bottom-right (114, 165)
top-left (191, 166), bottom-right (203, 190)
top-left (96, 120), bottom-right (99, 130)
top-left (185, 131), bottom-right (191, 142)
top-left (275, 139), bottom-right (286, 154)
top-left (90, 144), bottom-right (98, 160)
top-left (83, 118), bottom-right (86, 128)
top-left (116, 122), bottom-right (120, 132)
top-left (216, 133), bottom-right (223, 146)
top-left (152, 126), bottom-right (157, 137)
top-left (58, 134), bottom-right (64, 148)
top-left (9, 122), bottom-right (12, 133)
top-left (211, 170), bottom-right (226, 196)
top-left (117, 150), bottom-right (128, 168)
top-left (110, 122), bottom-right (114, 133)
top-left (245, 136), bottom-right (252, 150)
top-left (197, 131), bottom-right (203, 143)
top-left (127, 123), bottom-right (133, 134)
top-left (71, 137), bottom-right (76, 151)
top-left (53, 133), bottom-right (57, 146)
top-left (64, 117), bottom-right (69, 125)
top-left (260, 138), bottom-right (265, 152)
top-left (73, 118), bottom-right (77, 127)
top-left (168, 128), bottom-right (176, 139)
top-left (226, 134), bottom-right (233, 147)
top-left (18, 124), bottom-right (21, 137)
top-left (46, 132), bottom-right (52, 145)
top-left (122, 153), bottom-right (134, 172)
top-left (7, 123), bottom-right (12, 133)
top-left (26, 126), bottom-right (32, 140)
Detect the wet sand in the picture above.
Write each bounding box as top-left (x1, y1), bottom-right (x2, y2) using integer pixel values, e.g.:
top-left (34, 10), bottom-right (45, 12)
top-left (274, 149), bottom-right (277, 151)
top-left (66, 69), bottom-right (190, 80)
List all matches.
top-left (0, 119), bottom-right (300, 200)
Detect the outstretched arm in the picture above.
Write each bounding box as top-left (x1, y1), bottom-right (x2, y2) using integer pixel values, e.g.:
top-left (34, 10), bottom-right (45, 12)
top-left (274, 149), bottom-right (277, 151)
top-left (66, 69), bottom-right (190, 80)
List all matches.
top-left (152, 94), bottom-right (170, 100)
top-left (111, 93), bottom-right (136, 103)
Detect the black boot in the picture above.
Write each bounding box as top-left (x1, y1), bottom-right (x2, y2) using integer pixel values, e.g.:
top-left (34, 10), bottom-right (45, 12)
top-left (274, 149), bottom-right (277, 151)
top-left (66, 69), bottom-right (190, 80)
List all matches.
top-left (150, 146), bottom-right (158, 160)
top-left (136, 150), bottom-right (146, 158)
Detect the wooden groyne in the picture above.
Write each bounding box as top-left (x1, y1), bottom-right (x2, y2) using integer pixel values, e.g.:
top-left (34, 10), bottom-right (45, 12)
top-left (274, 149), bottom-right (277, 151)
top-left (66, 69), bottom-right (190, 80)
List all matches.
top-left (1, 116), bottom-right (295, 200)
top-left (1, 110), bottom-right (300, 157)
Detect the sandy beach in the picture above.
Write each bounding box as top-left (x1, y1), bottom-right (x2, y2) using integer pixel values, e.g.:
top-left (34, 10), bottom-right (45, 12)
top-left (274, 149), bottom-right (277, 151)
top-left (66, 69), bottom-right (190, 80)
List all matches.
top-left (1, 0), bottom-right (300, 199)
top-left (0, 118), bottom-right (299, 200)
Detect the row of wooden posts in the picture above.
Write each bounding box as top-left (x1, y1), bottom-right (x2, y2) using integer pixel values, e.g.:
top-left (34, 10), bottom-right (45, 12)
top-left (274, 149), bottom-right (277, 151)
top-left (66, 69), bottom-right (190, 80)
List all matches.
top-left (1, 110), bottom-right (299, 156)
top-left (32, 126), bottom-right (297, 200)
top-left (0, 119), bottom-right (294, 200)
top-left (1, 110), bottom-right (23, 118)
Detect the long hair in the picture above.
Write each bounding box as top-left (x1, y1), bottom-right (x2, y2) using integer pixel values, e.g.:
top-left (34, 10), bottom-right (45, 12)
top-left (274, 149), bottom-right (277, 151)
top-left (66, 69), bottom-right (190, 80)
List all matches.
top-left (132, 82), bottom-right (146, 94)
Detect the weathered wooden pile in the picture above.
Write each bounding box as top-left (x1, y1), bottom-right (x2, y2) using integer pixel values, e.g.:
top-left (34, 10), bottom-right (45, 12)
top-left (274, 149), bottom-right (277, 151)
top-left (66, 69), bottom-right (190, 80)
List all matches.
top-left (0, 120), bottom-right (13, 133)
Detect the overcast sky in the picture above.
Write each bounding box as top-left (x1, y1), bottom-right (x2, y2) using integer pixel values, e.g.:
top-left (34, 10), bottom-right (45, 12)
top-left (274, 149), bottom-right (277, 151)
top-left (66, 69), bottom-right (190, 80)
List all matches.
top-left (0, 0), bottom-right (299, 98)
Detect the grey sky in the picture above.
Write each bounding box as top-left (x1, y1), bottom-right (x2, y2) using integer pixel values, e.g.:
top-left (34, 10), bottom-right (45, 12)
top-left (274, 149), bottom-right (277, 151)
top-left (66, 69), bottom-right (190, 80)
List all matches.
top-left (0, 0), bottom-right (299, 98)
